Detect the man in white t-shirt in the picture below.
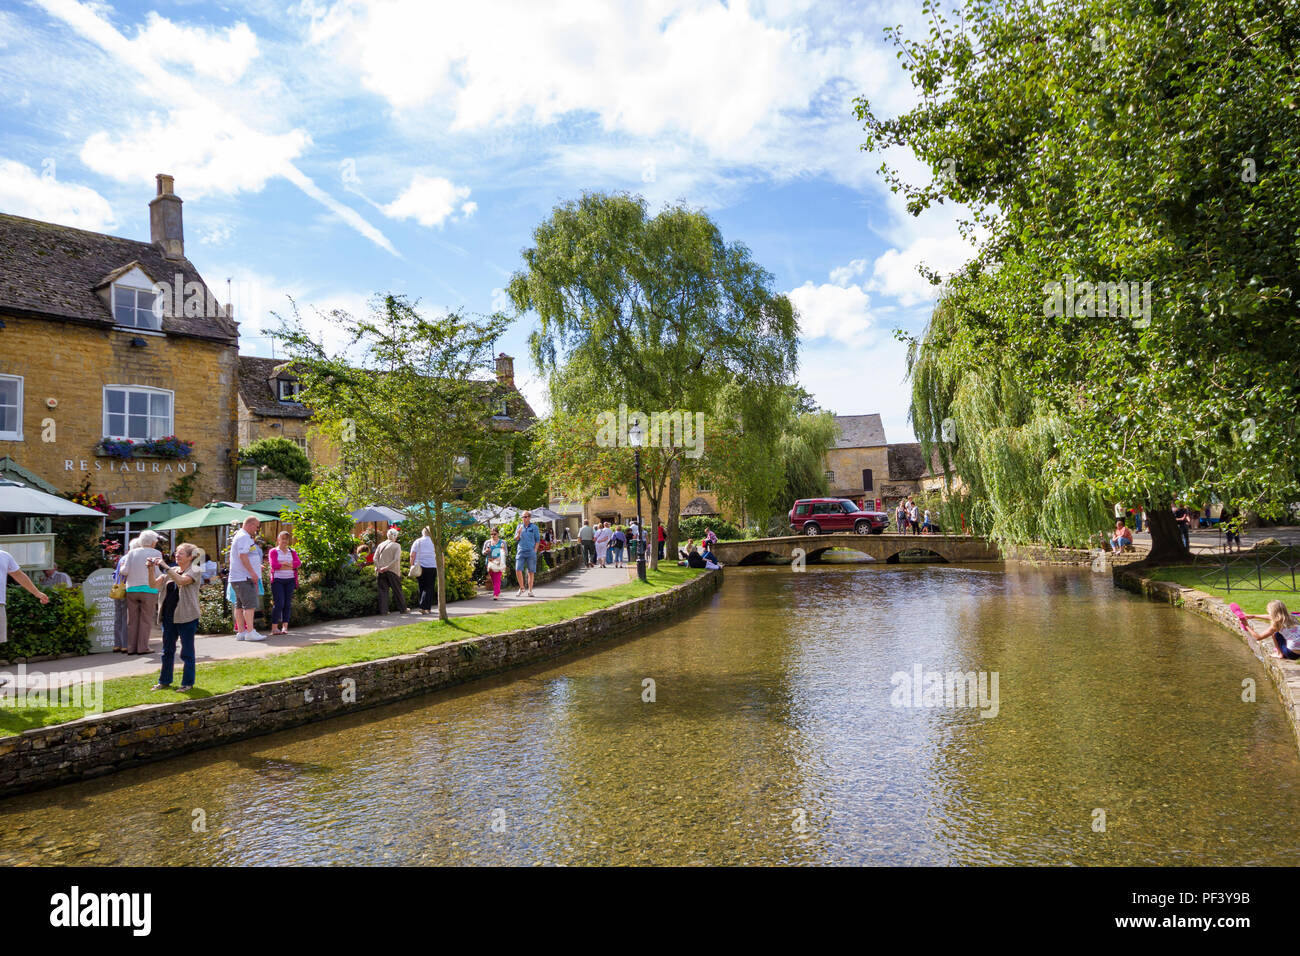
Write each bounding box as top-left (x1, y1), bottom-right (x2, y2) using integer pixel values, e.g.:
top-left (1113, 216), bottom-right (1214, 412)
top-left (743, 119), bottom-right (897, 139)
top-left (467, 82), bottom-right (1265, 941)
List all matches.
top-left (1, 548), bottom-right (49, 687)
top-left (227, 516), bottom-right (265, 642)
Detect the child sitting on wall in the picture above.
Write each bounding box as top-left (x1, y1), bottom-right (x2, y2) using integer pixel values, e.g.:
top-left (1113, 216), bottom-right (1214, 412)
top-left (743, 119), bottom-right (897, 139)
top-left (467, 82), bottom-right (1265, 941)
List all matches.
top-left (1245, 601), bottom-right (1300, 660)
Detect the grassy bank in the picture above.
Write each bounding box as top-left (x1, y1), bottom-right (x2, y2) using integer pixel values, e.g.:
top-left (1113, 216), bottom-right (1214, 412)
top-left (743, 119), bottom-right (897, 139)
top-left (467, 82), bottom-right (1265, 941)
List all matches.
top-left (0, 566), bottom-right (701, 736)
top-left (1145, 566), bottom-right (1298, 615)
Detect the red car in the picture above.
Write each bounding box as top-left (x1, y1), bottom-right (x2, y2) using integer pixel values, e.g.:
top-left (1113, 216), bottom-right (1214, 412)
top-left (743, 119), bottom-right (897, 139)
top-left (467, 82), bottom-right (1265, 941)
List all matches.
top-left (789, 498), bottom-right (889, 535)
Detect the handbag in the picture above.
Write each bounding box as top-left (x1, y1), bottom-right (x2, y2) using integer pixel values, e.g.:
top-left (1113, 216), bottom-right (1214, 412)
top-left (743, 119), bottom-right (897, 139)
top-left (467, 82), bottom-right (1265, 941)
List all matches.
top-left (109, 565), bottom-right (126, 600)
top-left (409, 563), bottom-right (422, 579)
top-left (487, 556), bottom-right (505, 574)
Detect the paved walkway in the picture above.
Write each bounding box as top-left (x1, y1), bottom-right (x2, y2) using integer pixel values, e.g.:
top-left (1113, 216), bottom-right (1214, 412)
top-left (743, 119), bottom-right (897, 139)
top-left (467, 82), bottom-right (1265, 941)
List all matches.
top-left (6, 563), bottom-right (631, 689)
top-left (1121, 525), bottom-right (1300, 556)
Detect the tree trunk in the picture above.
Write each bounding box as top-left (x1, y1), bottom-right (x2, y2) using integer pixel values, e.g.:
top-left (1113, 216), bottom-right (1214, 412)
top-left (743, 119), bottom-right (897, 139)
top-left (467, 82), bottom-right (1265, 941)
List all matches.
top-left (430, 501), bottom-right (448, 621)
top-left (667, 457), bottom-right (681, 563)
top-left (1144, 503), bottom-right (1190, 565)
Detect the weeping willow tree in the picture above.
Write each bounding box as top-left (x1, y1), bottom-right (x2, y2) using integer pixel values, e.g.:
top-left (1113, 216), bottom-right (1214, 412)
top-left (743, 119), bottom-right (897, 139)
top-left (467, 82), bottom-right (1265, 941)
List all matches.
top-left (908, 293), bottom-right (1110, 549)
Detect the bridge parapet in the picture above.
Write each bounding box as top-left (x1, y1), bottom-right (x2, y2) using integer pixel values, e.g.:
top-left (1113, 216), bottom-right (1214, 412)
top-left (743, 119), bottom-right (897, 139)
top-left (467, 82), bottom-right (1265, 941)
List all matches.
top-left (710, 533), bottom-right (1001, 566)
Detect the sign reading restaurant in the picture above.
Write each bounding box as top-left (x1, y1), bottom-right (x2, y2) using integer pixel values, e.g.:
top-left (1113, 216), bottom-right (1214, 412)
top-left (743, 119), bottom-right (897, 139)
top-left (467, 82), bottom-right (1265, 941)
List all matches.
top-left (65, 459), bottom-right (195, 474)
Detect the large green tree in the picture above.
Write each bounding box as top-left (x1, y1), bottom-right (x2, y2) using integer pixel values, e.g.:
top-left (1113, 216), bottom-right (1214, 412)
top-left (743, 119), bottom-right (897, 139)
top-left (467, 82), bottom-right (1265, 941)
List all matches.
top-left (508, 192), bottom-right (799, 562)
top-left (276, 295), bottom-right (511, 619)
top-left (859, 0), bottom-right (1300, 561)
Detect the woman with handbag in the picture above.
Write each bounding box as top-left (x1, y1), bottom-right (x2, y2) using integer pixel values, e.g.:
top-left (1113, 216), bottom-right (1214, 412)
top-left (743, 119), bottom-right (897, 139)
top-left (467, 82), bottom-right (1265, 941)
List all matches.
top-left (153, 543), bottom-right (203, 691)
top-left (409, 526), bottom-right (438, 614)
top-left (111, 540), bottom-right (133, 652)
top-left (123, 530), bottom-right (166, 655)
top-left (482, 529), bottom-right (506, 600)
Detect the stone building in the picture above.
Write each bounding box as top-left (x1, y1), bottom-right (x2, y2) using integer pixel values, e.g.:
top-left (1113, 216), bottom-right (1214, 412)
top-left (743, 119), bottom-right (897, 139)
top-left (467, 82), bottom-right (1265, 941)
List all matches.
top-left (0, 174), bottom-right (240, 553)
top-left (824, 414), bottom-right (891, 509)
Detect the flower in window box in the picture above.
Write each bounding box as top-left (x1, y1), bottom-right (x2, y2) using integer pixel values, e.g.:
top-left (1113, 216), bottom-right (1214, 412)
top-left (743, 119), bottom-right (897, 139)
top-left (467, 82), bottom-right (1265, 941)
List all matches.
top-left (99, 437), bottom-right (136, 459)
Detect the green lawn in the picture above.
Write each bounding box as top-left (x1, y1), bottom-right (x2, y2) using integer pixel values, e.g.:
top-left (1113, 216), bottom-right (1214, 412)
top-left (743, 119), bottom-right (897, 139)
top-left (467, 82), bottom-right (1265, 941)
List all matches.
top-left (0, 566), bottom-right (702, 736)
top-left (1145, 566), bottom-right (1299, 615)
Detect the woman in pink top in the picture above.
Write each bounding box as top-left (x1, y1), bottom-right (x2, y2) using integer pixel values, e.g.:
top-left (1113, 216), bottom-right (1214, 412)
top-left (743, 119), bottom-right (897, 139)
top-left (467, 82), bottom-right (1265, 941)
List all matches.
top-left (268, 530), bottom-right (301, 635)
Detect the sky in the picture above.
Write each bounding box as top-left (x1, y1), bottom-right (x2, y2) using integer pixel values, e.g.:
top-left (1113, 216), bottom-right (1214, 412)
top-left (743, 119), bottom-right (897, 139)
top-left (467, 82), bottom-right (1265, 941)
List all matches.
top-left (0, 0), bottom-right (981, 444)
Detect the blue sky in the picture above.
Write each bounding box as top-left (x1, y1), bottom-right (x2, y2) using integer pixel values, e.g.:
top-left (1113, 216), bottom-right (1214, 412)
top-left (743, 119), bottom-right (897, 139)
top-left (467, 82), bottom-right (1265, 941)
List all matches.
top-left (0, 0), bottom-right (981, 443)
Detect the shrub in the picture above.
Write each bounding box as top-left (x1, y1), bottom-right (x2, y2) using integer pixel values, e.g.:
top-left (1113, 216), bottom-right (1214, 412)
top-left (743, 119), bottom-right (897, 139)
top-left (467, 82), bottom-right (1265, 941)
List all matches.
top-left (293, 480), bottom-right (356, 576)
top-left (3, 588), bottom-right (92, 660)
top-left (444, 538), bottom-right (477, 602)
top-left (198, 583), bottom-right (233, 634)
top-left (677, 516), bottom-right (741, 542)
top-left (238, 436), bottom-right (312, 484)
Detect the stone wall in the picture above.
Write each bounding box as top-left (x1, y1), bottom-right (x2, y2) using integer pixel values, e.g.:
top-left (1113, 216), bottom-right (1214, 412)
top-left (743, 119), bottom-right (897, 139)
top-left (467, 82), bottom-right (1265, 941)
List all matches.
top-left (1115, 567), bottom-right (1300, 756)
top-left (0, 568), bottom-right (722, 796)
top-left (535, 542), bottom-right (582, 585)
top-left (0, 314), bottom-right (238, 503)
top-left (1005, 544), bottom-right (1147, 567)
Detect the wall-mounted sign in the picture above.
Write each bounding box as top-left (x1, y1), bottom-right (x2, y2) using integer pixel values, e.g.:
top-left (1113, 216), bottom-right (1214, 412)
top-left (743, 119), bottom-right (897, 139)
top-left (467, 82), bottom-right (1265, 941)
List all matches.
top-left (236, 466), bottom-right (258, 502)
top-left (64, 460), bottom-right (194, 474)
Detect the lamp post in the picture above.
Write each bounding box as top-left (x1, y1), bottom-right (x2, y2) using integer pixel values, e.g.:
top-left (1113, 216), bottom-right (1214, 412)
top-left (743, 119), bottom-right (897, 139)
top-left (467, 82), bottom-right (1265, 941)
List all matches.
top-left (628, 418), bottom-right (647, 582)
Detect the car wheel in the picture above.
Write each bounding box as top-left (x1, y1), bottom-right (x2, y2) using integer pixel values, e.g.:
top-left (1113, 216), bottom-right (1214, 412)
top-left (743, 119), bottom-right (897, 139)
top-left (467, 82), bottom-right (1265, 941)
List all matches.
top-left (855, 520), bottom-right (871, 535)
top-left (803, 523), bottom-right (821, 536)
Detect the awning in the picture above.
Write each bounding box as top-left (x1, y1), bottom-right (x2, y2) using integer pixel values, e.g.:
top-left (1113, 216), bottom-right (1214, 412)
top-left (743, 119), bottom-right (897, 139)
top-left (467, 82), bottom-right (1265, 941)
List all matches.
top-left (0, 480), bottom-right (105, 517)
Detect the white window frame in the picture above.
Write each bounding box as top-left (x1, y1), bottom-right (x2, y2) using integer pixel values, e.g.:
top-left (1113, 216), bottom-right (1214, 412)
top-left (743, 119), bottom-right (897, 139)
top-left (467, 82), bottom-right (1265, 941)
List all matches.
top-left (0, 373), bottom-right (22, 440)
top-left (103, 385), bottom-right (174, 441)
top-left (111, 283), bottom-right (163, 331)
top-left (277, 379), bottom-right (302, 403)
top-left (114, 502), bottom-right (173, 555)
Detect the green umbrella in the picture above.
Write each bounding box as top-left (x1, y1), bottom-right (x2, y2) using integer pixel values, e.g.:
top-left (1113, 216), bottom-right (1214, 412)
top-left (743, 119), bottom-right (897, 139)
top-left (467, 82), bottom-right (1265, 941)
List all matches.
top-left (251, 497), bottom-right (301, 517)
top-left (110, 499), bottom-right (193, 525)
top-left (148, 502), bottom-right (272, 531)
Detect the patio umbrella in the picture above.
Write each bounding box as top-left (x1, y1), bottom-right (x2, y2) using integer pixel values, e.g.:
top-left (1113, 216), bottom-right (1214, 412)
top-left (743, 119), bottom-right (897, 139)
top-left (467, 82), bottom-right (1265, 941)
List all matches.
top-left (253, 497), bottom-right (301, 514)
top-left (349, 505), bottom-right (407, 523)
top-left (532, 506), bottom-right (565, 524)
top-left (0, 480), bottom-right (104, 517)
top-left (109, 499), bottom-right (193, 525)
top-left (148, 502), bottom-right (273, 531)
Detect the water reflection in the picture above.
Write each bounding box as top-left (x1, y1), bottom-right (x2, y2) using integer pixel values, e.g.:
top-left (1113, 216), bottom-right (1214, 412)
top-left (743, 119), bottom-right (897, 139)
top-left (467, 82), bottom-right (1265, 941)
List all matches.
top-left (2, 564), bottom-right (1298, 865)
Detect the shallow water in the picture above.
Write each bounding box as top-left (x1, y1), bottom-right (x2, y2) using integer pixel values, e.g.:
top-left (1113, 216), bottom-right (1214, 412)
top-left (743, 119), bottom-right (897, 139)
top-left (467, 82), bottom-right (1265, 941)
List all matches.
top-left (3, 563), bottom-right (1298, 866)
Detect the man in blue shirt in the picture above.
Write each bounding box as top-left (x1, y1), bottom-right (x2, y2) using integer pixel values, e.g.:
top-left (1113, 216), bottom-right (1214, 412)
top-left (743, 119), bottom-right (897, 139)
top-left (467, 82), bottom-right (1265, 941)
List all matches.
top-left (514, 510), bottom-right (542, 597)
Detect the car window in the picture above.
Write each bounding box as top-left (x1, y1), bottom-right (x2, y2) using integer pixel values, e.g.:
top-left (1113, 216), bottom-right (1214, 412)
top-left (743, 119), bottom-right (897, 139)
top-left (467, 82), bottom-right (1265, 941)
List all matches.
top-left (841, 501), bottom-right (858, 514)
top-left (794, 503), bottom-right (809, 516)
top-left (813, 502), bottom-right (835, 514)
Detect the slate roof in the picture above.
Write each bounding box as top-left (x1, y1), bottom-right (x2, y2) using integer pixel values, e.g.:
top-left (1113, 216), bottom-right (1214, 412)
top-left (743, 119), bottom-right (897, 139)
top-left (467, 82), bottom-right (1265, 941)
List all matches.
top-left (238, 355), bottom-right (312, 419)
top-left (238, 355), bottom-right (538, 429)
top-left (833, 414), bottom-right (887, 448)
top-left (887, 442), bottom-right (942, 480)
top-left (0, 213), bottom-right (238, 344)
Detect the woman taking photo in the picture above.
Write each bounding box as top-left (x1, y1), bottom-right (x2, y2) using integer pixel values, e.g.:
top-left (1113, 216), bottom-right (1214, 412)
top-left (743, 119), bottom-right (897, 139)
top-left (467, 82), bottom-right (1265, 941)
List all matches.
top-left (268, 530), bottom-right (301, 635)
top-left (153, 543), bottom-right (204, 691)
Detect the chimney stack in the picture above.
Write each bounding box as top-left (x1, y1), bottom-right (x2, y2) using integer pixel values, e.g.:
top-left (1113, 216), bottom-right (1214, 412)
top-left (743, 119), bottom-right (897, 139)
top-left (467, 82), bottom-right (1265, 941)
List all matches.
top-left (495, 352), bottom-right (514, 388)
top-left (149, 173), bottom-right (184, 260)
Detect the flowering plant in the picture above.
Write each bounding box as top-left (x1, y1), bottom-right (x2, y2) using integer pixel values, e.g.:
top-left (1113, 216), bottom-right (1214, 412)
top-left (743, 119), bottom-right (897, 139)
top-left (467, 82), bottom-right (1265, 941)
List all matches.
top-left (69, 488), bottom-right (112, 513)
top-left (145, 435), bottom-right (194, 459)
top-left (98, 437), bottom-right (135, 459)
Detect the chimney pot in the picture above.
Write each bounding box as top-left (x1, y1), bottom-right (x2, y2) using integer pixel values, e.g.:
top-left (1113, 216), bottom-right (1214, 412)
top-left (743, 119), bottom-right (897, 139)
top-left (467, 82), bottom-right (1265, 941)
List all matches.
top-left (495, 353), bottom-right (515, 387)
top-left (149, 173), bottom-right (184, 260)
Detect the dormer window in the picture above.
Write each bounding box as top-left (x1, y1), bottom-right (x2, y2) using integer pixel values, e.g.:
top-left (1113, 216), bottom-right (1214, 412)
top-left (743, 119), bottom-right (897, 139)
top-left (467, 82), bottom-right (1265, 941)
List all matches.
top-left (277, 379), bottom-right (301, 403)
top-left (112, 283), bottom-right (162, 330)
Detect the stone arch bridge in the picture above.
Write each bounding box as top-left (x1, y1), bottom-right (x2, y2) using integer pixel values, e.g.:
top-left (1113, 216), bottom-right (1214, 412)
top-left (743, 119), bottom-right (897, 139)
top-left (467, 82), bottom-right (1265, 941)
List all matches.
top-left (711, 533), bottom-right (1001, 567)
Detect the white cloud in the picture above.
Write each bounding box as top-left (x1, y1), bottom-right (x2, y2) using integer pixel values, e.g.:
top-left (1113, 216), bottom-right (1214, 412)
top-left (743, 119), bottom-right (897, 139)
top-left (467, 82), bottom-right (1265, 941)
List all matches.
top-left (788, 280), bottom-right (874, 343)
top-left (830, 257), bottom-right (868, 287)
top-left (81, 106), bottom-right (310, 198)
top-left (382, 174), bottom-right (474, 228)
top-left (864, 233), bottom-right (975, 306)
top-left (131, 14), bottom-right (260, 83)
top-left (0, 158), bottom-right (115, 231)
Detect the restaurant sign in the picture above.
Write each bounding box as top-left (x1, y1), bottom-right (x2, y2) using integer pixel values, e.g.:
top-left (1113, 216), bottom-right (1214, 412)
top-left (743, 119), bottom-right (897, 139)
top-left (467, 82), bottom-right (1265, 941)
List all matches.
top-left (236, 466), bottom-right (258, 502)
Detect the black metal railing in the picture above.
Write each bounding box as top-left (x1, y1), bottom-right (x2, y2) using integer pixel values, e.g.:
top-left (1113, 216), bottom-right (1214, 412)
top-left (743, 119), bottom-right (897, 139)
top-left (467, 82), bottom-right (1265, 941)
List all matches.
top-left (1198, 544), bottom-right (1300, 593)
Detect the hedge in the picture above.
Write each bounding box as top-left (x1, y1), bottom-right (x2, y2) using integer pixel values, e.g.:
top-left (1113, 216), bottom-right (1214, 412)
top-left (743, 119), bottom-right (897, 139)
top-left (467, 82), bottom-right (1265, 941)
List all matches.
top-left (2, 587), bottom-right (92, 661)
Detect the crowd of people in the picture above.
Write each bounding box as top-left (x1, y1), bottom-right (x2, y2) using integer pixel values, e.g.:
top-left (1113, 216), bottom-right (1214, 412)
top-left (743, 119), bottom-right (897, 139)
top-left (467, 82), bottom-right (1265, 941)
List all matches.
top-left (576, 518), bottom-right (650, 569)
top-left (1100, 500), bottom-right (1248, 553)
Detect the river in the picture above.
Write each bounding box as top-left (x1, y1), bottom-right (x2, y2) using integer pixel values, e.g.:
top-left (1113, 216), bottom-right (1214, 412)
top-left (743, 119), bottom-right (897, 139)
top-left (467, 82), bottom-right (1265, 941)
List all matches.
top-left (3, 563), bottom-right (1298, 865)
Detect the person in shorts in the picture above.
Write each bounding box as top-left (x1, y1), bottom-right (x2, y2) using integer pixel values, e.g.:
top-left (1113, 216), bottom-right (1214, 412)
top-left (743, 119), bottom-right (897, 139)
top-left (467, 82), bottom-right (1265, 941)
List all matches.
top-left (514, 511), bottom-right (541, 597)
top-left (1, 548), bottom-right (49, 688)
top-left (227, 516), bottom-right (266, 642)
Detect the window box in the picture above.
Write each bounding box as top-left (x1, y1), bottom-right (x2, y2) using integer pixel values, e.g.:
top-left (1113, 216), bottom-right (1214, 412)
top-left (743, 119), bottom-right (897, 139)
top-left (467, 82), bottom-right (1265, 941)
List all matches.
top-left (96, 436), bottom-right (194, 459)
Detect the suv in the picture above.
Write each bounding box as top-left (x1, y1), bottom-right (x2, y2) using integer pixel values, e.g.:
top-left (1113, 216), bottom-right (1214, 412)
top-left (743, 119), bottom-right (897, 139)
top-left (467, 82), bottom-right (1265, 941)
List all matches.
top-left (789, 498), bottom-right (888, 535)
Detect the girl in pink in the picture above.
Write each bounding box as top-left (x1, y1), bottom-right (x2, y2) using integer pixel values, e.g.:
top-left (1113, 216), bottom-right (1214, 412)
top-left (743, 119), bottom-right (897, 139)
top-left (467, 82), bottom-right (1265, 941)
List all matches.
top-left (482, 528), bottom-right (506, 600)
top-left (268, 530), bottom-right (301, 635)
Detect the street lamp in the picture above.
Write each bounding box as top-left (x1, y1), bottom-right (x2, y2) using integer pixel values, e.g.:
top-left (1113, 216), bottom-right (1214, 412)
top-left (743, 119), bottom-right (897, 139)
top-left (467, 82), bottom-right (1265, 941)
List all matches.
top-left (628, 417), bottom-right (648, 582)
